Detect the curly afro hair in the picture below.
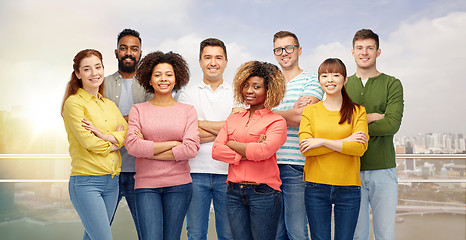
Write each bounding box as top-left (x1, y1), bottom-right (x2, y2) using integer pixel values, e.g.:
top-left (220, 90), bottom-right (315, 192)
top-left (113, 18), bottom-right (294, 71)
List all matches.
top-left (233, 61), bottom-right (286, 109)
top-left (136, 51), bottom-right (190, 93)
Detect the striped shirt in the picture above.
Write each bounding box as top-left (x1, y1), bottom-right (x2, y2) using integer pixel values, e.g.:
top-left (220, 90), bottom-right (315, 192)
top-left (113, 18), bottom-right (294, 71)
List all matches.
top-left (273, 71), bottom-right (323, 165)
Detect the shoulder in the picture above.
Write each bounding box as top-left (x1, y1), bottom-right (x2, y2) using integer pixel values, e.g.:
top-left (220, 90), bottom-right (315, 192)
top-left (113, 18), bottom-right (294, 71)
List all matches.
top-left (304, 101), bottom-right (321, 112)
top-left (178, 83), bottom-right (201, 97)
top-left (131, 101), bottom-right (149, 110)
top-left (296, 71), bottom-right (318, 82)
top-left (104, 71), bottom-right (120, 83)
top-left (176, 102), bottom-right (197, 111)
top-left (379, 73), bottom-right (401, 84)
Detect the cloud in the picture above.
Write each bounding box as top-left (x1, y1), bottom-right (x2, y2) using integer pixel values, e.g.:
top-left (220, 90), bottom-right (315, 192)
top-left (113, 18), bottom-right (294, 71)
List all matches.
top-left (380, 11), bottom-right (466, 135)
top-left (298, 11), bottom-right (466, 135)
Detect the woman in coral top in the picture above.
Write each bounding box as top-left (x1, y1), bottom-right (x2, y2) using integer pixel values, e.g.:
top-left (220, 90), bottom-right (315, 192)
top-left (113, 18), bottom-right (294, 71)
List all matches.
top-left (61, 49), bottom-right (127, 240)
top-left (124, 51), bottom-right (200, 240)
top-left (299, 58), bottom-right (369, 240)
top-left (212, 61), bottom-right (287, 240)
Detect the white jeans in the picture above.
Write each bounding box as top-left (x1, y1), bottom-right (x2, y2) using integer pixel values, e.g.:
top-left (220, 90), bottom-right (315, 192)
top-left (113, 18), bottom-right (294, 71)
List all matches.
top-left (353, 168), bottom-right (398, 240)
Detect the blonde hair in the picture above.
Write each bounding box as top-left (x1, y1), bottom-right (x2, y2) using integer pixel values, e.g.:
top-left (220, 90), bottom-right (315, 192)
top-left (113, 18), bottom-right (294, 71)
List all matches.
top-left (233, 61), bottom-right (286, 109)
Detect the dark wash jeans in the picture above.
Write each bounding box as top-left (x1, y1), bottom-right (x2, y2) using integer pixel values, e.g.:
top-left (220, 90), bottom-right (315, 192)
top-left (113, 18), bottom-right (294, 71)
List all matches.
top-left (305, 182), bottom-right (360, 240)
top-left (226, 182), bottom-right (282, 240)
top-left (135, 183), bottom-right (192, 240)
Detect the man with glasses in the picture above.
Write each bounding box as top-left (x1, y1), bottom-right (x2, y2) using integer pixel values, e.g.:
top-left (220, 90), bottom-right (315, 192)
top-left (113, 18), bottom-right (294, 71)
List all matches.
top-left (272, 31), bottom-right (323, 240)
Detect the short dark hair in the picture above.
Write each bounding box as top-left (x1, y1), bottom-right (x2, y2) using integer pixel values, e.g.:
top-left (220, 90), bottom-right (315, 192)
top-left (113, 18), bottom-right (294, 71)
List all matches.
top-left (273, 31), bottom-right (300, 46)
top-left (199, 38), bottom-right (227, 60)
top-left (117, 29), bottom-right (142, 46)
top-left (136, 51), bottom-right (190, 93)
top-left (352, 29), bottom-right (379, 49)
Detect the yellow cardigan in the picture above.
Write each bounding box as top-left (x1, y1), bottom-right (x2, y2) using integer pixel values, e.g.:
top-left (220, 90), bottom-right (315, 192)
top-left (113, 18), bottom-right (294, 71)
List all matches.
top-left (63, 88), bottom-right (127, 177)
top-left (299, 101), bottom-right (368, 186)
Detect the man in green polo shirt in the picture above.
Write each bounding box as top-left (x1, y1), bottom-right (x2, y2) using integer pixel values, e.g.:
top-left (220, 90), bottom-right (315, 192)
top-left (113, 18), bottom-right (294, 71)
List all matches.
top-left (345, 29), bottom-right (404, 240)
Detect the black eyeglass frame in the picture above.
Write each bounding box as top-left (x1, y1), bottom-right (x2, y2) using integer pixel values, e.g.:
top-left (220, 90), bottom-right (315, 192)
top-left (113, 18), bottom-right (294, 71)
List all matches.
top-left (273, 45), bottom-right (300, 56)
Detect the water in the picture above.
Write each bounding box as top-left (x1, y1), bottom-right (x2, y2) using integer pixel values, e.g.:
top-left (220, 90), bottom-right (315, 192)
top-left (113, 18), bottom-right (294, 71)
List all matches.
top-left (0, 210), bottom-right (464, 240)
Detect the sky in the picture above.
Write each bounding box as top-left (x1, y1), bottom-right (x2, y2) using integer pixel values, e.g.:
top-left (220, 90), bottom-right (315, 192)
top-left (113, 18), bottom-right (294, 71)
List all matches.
top-left (0, 0), bottom-right (465, 136)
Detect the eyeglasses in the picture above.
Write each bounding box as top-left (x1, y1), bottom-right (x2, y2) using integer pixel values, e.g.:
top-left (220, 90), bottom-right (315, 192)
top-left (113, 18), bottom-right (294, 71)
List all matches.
top-left (273, 45), bottom-right (299, 56)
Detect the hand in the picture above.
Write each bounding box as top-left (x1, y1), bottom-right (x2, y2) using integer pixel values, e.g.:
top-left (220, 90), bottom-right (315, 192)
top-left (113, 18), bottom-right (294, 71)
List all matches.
top-left (343, 131), bottom-right (368, 143)
top-left (257, 134), bottom-right (266, 143)
top-left (367, 113), bottom-right (384, 124)
top-left (299, 138), bottom-right (322, 153)
top-left (134, 130), bottom-right (144, 140)
top-left (82, 119), bottom-right (103, 138)
top-left (116, 124), bottom-right (124, 131)
top-left (293, 96), bottom-right (312, 108)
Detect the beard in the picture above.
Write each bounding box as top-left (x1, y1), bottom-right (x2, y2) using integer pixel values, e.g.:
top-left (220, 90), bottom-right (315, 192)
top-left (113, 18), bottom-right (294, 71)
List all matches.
top-left (118, 55), bottom-right (138, 73)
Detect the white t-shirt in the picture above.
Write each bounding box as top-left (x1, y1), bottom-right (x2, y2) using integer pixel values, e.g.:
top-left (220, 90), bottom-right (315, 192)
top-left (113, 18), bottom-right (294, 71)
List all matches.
top-left (177, 81), bottom-right (235, 174)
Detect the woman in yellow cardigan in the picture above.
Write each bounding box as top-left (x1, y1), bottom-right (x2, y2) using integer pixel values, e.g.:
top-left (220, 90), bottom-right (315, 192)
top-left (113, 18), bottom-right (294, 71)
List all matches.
top-left (61, 49), bottom-right (127, 240)
top-left (298, 58), bottom-right (368, 240)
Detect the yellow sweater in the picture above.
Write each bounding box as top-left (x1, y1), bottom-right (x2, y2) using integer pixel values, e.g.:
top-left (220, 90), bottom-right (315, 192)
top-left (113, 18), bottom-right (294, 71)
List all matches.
top-left (63, 88), bottom-right (128, 177)
top-left (299, 101), bottom-right (368, 186)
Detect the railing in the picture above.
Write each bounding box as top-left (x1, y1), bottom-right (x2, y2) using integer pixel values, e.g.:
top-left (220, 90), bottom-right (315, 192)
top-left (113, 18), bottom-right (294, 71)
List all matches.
top-left (0, 153), bottom-right (465, 183)
top-left (0, 153), bottom-right (464, 240)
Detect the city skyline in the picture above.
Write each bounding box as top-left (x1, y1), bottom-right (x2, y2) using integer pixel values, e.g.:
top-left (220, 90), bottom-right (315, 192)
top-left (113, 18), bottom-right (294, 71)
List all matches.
top-left (0, 0), bottom-right (465, 136)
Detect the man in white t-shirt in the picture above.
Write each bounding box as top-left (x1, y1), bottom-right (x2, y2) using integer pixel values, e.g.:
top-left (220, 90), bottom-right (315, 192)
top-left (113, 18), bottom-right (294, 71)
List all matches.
top-left (177, 38), bottom-right (237, 240)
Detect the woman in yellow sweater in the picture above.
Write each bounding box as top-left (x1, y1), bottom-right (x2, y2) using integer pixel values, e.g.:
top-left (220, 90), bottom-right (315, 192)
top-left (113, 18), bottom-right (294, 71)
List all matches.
top-left (61, 49), bottom-right (127, 240)
top-left (298, 58), bottom-right (368, 240)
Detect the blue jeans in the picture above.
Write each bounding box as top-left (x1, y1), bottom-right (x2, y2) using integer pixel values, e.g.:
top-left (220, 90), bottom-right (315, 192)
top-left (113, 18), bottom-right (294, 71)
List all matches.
top-left (69, 175), bottom-right (119, 240)
top-left (305, 182), bottom-right (361, 240)
top-left (276, 164), bottom-right (310, 240)
top-left (186, 173), bottom-right (233, 240)
top-left (135, 183), bottom-right (192, 240)
top-left (353, 168), bottom-right (398, 240)
top-left (226, 183), bottom-right (282, 240)
top-left (110, 172), bottom-right (141, 240)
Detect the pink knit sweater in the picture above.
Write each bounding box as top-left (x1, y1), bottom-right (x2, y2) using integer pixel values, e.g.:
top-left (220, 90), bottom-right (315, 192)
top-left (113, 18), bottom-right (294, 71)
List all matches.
top-left (125, 101), bottom-right (200, 189)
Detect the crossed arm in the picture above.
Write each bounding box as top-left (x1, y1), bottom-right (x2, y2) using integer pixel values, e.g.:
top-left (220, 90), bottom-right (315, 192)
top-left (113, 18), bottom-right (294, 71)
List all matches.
top-left (273, 95), bottom-right (320, 128)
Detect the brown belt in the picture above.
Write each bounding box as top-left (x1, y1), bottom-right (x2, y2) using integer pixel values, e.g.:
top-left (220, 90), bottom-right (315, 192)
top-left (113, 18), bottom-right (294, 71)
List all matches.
top-left (235, 181), bottom-right (260, 185)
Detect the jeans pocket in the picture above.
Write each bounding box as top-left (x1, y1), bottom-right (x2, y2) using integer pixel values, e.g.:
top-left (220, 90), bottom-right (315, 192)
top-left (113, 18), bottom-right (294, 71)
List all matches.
top-left (344, 185), bottom-right (361, 191)
top-left (227, 184), bottom-right (233, 193)
top-left (305, 182), bottom-right (319, 189)
top-left (386, 168), bottom-right (398, 183)
top-left (73, 175), bottom-right (92, 184)
top-left (253, 184), bottom-right (274, 195)
top-left (287, 164), bottom-right (304, 174)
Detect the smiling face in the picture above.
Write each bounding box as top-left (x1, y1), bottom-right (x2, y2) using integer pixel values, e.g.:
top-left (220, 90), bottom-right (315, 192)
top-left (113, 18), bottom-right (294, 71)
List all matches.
top-left (199, 46), bottom-right (228, 83)
top-left (242, 76), bottom-right (266, 109)
top-left (75, 55), bottom-right (104, 94)
top-left (273, 36), bottom-right (301, 70)
top-left (352, 38), bottom-right (381, 70)
top-left (116, 35), bottom-right (142, 73)
top-left (319, 72), bottom-right (347, 96)
top-left (150, 63), bottom-right (176, 95)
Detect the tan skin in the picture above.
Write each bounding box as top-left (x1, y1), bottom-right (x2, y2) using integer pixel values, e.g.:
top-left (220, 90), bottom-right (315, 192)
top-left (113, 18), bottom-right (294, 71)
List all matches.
top-left (352, 38), bottom-right (384, 124)
top-left (226, 76), bottom-right (267, 159)
top-left (197, 46), bottom-right (246, 143)
top-left (272, 36), bottom-right (320, 127)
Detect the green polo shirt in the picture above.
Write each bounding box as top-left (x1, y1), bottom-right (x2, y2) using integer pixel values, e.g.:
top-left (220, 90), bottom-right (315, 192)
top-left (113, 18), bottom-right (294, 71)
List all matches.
top-left (345, 73), bottom-right (404, 171)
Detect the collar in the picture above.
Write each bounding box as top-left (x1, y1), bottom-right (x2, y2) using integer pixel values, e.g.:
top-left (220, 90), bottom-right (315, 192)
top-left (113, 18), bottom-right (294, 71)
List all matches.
top-left (77, 88), bottom-right (104, 102)
top-left (240, 107), bottom-right (271, 117)
top-left (197, 81), bottom-right (227, 90)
